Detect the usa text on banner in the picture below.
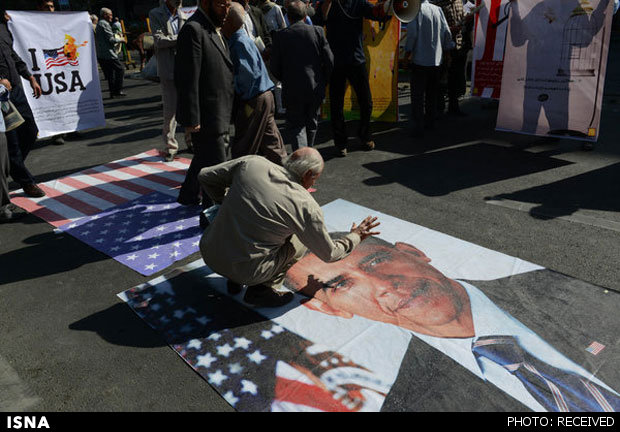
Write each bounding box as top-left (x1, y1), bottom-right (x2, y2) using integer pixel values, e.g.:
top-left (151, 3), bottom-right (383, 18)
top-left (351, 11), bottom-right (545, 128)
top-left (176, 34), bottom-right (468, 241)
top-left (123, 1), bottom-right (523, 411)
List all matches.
top-left (7, 11), bottom-right (105, 138)
top-left (471, 0), bottom-right (511, 99)
top-left (10, 149), bottom-right (191, 227)
top-left (496, 0), bottom-right (614, 141)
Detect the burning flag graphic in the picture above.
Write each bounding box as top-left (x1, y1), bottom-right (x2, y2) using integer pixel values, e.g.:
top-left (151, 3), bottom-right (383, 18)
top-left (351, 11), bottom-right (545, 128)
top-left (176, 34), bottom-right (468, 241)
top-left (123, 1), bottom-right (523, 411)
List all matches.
top-left (44, 34), bottom-right (88, 68)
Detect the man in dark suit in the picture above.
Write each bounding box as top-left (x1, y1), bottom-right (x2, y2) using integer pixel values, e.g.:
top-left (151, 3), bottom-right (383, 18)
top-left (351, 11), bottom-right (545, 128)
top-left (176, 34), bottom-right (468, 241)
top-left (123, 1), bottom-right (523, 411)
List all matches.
top-left (270, 0), bottom-right (333, 150)
top-left (174, 0), bottom-right (234, 208)
top-left (0, 11), bottom-right (44, 198)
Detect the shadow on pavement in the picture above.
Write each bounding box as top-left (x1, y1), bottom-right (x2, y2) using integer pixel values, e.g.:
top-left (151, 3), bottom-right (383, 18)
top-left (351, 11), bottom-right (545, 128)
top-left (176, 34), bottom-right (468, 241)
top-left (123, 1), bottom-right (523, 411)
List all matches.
top-left (362, 142), bottom-right (573, 196)
top-left (486, 162), bottom-right (620, 220)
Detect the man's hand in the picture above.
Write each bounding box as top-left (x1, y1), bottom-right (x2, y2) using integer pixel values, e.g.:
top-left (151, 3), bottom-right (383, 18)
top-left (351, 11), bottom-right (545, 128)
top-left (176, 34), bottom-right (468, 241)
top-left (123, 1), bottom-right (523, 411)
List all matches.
top-left (186, 125), bottom-right (201, 134)
top-left (28, 76), bottom-right (42, 98)
top-left (0, 79), bottom-right (12, 91)
top-left (350, 216), bottom-right (381, 241)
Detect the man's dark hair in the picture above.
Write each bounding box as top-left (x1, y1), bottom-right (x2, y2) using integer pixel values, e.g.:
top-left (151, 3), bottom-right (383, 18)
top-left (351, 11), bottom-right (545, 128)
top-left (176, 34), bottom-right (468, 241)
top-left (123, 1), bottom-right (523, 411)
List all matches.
top-left (287, 0), bottom-right (307, 23)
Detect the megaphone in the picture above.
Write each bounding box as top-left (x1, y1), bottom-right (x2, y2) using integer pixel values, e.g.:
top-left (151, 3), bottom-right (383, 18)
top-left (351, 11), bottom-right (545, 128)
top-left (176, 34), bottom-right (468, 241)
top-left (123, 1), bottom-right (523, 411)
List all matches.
top-left (383, 0), bottom-right (420, 23)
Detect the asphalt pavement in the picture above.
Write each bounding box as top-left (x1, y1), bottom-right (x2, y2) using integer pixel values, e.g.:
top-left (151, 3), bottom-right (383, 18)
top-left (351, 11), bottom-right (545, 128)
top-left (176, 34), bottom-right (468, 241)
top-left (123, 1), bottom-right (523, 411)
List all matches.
top-left (1, 35), bottom-right (619, 411)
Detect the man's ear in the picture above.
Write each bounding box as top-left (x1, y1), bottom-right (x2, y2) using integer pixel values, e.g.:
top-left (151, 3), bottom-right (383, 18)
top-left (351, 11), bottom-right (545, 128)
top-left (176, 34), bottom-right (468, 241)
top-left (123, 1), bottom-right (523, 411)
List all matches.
top-left (394, 242), bottom-right (431, 263)
top-left (300, 297), bottom-right (354, 319)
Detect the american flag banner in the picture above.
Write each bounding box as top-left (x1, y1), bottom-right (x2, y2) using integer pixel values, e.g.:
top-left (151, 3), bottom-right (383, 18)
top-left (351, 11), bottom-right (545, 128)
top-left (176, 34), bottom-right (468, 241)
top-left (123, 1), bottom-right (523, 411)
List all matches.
top-left (471, 0), bottom-right (511, 98)
top-left (43, 47), bottom-right (79, 68)
top-left (118, 261), bottom-right (391, 411)
top-left (58, 191), bottom-right (202, 276)
top-left (586, 342), bottom-right (606, 356)
top-left (10, 149), bottom-right (190, 228)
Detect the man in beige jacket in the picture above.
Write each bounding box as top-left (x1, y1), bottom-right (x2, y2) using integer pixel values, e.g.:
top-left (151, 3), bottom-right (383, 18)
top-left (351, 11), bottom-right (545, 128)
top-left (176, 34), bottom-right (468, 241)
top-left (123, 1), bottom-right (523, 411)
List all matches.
top-left (149, 0), bottom-right (192, 161)
top-left (198, 147), bottom-right (380, 307)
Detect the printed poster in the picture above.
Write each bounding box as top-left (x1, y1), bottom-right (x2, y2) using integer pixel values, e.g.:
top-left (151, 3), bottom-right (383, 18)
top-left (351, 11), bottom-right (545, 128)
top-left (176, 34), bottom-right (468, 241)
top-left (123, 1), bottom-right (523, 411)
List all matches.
top-left (496, 0), bottom-right (614, 141)
top-left (471, 0), bottom-right (511, 98)
top-left (8, 11), bottom-right (105, 138)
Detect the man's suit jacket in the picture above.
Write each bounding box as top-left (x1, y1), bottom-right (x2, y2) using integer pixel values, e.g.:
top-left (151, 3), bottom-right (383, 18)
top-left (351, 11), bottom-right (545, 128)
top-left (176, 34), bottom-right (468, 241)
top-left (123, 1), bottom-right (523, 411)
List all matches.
top-left (149, 5), bottom-right (188, 81)
top-left (382, 269), bottom-right (620, 411)
top-left (248, 5), bottom-right (272, 49)
top-left (174, 10), bottom-right (234, 135)
top-left (270, 21), bottom-right (333, 107)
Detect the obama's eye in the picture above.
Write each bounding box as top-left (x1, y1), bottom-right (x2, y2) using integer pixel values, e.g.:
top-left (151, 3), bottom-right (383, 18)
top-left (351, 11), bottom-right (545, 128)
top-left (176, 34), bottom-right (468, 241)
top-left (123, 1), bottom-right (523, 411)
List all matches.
top-left (323, 275), bottom-right (353, 291)
top-left (359, 250), bottom-right (391, 271)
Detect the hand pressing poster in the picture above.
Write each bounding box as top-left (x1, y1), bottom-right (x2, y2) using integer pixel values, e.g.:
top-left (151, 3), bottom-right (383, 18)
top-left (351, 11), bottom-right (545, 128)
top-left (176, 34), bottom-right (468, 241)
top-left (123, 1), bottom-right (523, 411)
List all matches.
top-left (496, 0), bottom-right (614, 141)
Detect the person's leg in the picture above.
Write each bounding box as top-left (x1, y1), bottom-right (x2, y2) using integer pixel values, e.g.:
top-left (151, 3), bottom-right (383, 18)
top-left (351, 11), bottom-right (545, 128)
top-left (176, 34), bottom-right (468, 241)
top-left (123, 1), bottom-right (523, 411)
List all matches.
top-left (230, 97), bottom-right (257, 160)
top-left (111, 59), bottom-right (125, 95)
top-left (177, 129), bottom-right (210, 206)
top-left (347, 62), bottom-right (373, 147)
top-left (99, 59), bottom-right (114, 96)
top-left (160, 79), bottom-right (179, 159)
top-left (329, 62), bottom-right (348, 153)
top-left (305, 99), bottom-right (321, 148)
top-left (425, 66), bottom-right (440, 130)
top-left (285, 104), bottom-right (308, 151)
top-left (198, 132), bottom-right (227, 210)
top-left (447, 51), bottom-right (467, 115)
top-left (410, 64), bottom-right (428, 136)
top-left (244, 235), bottom-right (306, 306)
top-left (258, 91), bottom-right (287, 165)
top-left (0, 132), bottom-right (23, 222)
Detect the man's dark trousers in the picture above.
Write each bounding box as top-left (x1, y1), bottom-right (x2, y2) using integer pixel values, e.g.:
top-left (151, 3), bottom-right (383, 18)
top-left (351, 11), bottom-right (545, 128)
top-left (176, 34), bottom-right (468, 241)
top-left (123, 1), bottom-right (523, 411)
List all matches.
top-left (410, 64), bottom-right (441, 134)
top-left (178, 131), bottom-right (227, 210)
top-left (99, 58), bottom-right (124, 95)
top-left (329, 61), bottom-right (372, 150)
top-left (6, 84), bottom-right (38, 187)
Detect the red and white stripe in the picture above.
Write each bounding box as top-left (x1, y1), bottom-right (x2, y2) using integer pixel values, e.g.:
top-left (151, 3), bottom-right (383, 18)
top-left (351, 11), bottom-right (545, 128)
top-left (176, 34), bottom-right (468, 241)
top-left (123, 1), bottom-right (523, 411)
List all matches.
top-left (580, 379), bottom-right (614, 412)
top-left (522, 362), bottom-right (569, 412)
top-left (10, 149), bottom-right (191, 227)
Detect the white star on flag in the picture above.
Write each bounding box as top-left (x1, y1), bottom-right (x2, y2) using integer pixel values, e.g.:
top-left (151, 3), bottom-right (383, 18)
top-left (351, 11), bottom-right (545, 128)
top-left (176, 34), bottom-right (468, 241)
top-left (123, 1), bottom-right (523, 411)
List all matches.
top-left (228, 363), bottom-right (243, 374)
top-left (95, 238), bottom-right (104, 244)
top-left (195, 352), bottom-right (217, 369)
top-left (126, 254), bottom-right (138, 261)
top-left (170, 251), bottom-right (181, 258)
top-left (247, 350), bottom-right (266, 364)
top-left (173, 241), bottom-right (182, 248)
top-left (175, 225), bottom-right (185, 230)
top-left (68, 223), bottom-right (77, 229)
top-left (145, 263), bottom-right (157, 271)
top-left (131, 245), bottom-right (140, 250)
top-left (216, 344), bottom-right (234, 357)
top-left (271, 325), bottom-right (284, 334)
top-left (208, 370), bottom-right (228, 386)
top-left (187, 339), bottom-right (202, 350)
top-left (148, 253), bottom-right (160, 259)
top-left (173, 309), bottom-right (185, 319)
top-left (240, 380), bottom-right (258, 395)
top-left (208, 333), bottom-right (222, 341)
top-left (192, 241), bottom-right (200, 247)
top-left (110, 246), bottom-right (120, 252)
top-left (234, 337), bottom-right (252, 350)
top-left (261, 331), bottom-right (274, 340)
top-left (99, 230), bottom-right (108, 235)
top-left (195, 316), bottom-right (211, 325)
top-left (223, 391), bottom-right (239, 406)
top-left (156, 227), bottom-right (166, 232)
top-left (104, 222), bottom-right (113, 227)
top-left (90, 215), bottom-right (100, 220)
top-left (81, 231), bottom-right (90, 236)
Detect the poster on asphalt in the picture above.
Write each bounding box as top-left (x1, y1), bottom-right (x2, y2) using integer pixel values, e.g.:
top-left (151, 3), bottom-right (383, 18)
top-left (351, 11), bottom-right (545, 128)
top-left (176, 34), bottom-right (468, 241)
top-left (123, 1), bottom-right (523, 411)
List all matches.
top-left (471, 0), bottom-right (511, 99)
top-left (496, 0), bottom-right (614, 141)
top-left (7, 11), bottom-right (105, 138)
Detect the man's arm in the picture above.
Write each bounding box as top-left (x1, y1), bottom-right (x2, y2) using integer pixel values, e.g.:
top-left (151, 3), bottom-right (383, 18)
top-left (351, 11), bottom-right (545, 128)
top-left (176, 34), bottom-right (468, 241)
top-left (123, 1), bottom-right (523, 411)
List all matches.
top-left (197, 156), bottom-right (252, 204)
top-left (149, 9), bottom-right (178, 50)
top-left (175, 23), bottom-right (202, 129)
top-left (7, 45), bottom-right (41, 98)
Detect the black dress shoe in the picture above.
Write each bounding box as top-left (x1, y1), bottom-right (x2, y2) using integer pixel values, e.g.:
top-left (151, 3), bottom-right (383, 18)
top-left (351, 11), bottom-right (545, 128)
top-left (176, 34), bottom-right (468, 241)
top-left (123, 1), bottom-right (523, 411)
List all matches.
top-left (176, 193), bottom-right (200, 206)
top-left (22, 183), bottom-right (45, 198)
top-left (227, 280), bottom-right (243, 295)
top-left (243, 284), bottom-right (294, 307)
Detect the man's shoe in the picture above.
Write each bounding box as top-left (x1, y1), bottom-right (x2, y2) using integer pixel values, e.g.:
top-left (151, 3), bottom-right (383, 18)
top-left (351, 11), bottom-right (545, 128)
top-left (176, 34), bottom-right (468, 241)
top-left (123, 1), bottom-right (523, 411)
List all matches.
top-left (164, 152), bottom-right (176, 162)
top-left (363, 140), bottom-right (375, 151)
top-left (338, 148), bottom-right (347, 157)
top-left (176, 193), bottom-right (200, 206)
top-left (22, 183), bottom-right (45, 198)
top-left (0, 206), bottom-right (26, 223)
top-left (243, 284), bottom-right (294, 308)
top-left (227, 280), bottom-right (243, 295)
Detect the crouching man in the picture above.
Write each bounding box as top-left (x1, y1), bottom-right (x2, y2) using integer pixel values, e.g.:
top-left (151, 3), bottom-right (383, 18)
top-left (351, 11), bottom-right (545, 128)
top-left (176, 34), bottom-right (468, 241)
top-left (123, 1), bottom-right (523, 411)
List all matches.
top-left (197, 147), bottom-right (380, 307)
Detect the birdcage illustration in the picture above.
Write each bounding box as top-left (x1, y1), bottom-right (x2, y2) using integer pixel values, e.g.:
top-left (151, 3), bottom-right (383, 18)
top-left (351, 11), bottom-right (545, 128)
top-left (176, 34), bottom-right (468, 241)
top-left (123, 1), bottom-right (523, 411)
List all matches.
top-left (557, 0), bottom-right (599, 77)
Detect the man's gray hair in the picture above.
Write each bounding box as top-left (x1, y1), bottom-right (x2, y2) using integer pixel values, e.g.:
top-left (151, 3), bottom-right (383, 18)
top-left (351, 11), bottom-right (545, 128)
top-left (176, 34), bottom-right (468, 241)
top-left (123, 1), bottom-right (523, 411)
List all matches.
top-left (283, 148), bottom-right (324, 182)
top-left (100, 8), bottom-right (112, 18)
